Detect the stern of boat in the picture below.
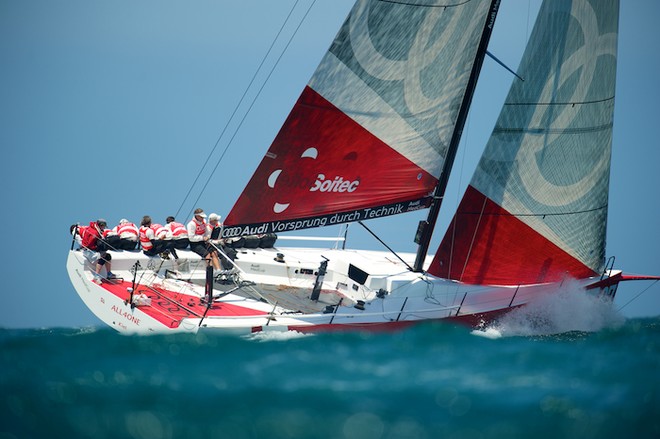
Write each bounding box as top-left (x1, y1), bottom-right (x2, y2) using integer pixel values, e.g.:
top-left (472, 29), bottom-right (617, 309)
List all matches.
top-left (66, 250), bottom-right (198, 334)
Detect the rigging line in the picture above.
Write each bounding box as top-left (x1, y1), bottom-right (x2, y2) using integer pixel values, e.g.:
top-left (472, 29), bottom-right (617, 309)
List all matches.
top-left (617, 279), bottom-right (659, 312)
top-left (526, 0), bottom-right (531, 41)
top-left (188, 0), bottom-right (318, 216)
top-left (449, 111), bottom-right (471, 299)
top-left (458, 193), bottom-right (488, 283)
top-left (357, 221), bottom-right (415, 272)
top-left (175, 0), bottom-right (303, 219)
top-left (486, 50), bottom-right (524, 81)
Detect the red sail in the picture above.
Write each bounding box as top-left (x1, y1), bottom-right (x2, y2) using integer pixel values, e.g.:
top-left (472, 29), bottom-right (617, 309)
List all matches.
top-left (428, 186), bottom-right (598, 285)
top-left (223, 87), bottom-right (436, 234)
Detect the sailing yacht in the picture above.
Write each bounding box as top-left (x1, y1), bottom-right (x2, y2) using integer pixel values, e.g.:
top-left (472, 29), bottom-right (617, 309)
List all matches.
top-left (67, 0), bottom-right (658, 334)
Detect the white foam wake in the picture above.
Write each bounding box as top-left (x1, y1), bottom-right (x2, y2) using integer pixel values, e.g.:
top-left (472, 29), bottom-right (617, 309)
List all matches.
top-left (247, 329), bottom-right (312, 342)
top-left (472, 281), bottom-right (625, 338)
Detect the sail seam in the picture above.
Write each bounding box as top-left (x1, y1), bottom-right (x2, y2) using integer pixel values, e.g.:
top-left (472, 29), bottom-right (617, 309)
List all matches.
top-left (457, 204), bottom-right (608, 217)
top-left (494, 123), bottom-right (613, 135)
top-left (503, 96), bottom-right (615, 107)
top-left (377, 0), bottom-right (472, 8)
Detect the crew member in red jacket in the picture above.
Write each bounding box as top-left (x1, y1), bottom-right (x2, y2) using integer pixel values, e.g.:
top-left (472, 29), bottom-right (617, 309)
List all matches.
top-left (80, 219), bottom-right (102, 250)
top-left (139, 216), bottom-right (173, 257)
top-left (72, 219), bottom-right (116, 281)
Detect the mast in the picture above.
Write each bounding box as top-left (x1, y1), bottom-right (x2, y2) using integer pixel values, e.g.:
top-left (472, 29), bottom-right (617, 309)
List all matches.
top-left (412, 0), bottom-right (502, 273)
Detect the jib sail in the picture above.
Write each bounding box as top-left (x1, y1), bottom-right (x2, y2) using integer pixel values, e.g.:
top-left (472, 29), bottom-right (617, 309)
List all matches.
top-left (429, 0), bottom-right (619, 285)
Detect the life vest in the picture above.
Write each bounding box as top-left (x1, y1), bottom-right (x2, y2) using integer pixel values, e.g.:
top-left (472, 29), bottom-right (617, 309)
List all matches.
top-left (155, 225), bottom-right (172, 240)
top-left (139, 226), bottom-right (154, 251)
top-left (75, 225), bottom-right (88, 238)
top-left (116, 222), bottom-right (139, 239)
top-left (187, 218), bottom-right (208, 242)
top-left (168, 221), bottom-right (188, 238)
top-left (81, 222), bottom-right (101, 250)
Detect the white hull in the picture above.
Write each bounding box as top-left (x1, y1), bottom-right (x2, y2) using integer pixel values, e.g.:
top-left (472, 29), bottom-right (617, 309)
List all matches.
top-left (66, 245), bottom-right (617, 335)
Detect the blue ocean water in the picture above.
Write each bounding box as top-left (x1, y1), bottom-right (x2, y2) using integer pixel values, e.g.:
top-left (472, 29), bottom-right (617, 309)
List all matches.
top-left (2, 301), bottom-right (659, 438)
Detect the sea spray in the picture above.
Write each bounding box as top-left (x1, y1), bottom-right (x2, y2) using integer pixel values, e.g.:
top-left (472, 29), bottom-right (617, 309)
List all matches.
top-left (475, 281), bottom-right (626, 338)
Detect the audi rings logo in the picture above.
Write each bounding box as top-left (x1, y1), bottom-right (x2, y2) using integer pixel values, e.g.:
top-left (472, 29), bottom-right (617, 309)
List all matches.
top-left (222, 227), bottom-right (243, 238)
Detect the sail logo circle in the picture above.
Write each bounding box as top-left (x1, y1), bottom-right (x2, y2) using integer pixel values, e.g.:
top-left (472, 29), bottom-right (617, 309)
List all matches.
top-left (267, 147), bottom-right (360, 214)
top-left (516, 6), bottom-right (616, 208)
top-left (267, 147), bottom-right (317, 214)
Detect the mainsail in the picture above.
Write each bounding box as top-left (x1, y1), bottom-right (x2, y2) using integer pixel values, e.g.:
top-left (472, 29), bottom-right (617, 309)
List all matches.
top-left (429, 0), bottom-right (619, 285)
top-left (223, 0), bottom-right (498, 238)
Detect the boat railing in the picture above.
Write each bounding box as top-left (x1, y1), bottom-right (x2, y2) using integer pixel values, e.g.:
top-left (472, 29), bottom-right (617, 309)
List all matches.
top-left (277, 234), bottom-right (348, 250)
top-left (601, 256), bottom-right (616, 280)
top-left (276, 236), bottom-right (345, 243)
top-left (198, 303), bottom-right (461, 321)
top-left (208, 242), bottom-right (274, 305)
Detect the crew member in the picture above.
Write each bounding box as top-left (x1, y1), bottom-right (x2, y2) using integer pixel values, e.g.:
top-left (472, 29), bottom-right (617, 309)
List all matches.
top-left (166, 216), bottom-right (190, 250)
top-left (139, 216), bottom-right (171, 257)
top-left (187, 208), bottom-right (220, 269)
top-left (113, 219), bottom-right (139, 250)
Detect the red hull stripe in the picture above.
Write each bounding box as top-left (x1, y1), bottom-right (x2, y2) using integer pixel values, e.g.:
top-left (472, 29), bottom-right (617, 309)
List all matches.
top-left (101, 281), bottom-right (267, 329)
top-left (225, 86), bottom-right (437, 230)
top-left (270, 306), bottom-right (516, 333)
top-left (429, 185), bottom-right (597, 285)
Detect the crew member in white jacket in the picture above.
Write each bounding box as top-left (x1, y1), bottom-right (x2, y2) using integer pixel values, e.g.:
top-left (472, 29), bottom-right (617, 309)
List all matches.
top-left (187, 208), bottom-right (220, 270)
